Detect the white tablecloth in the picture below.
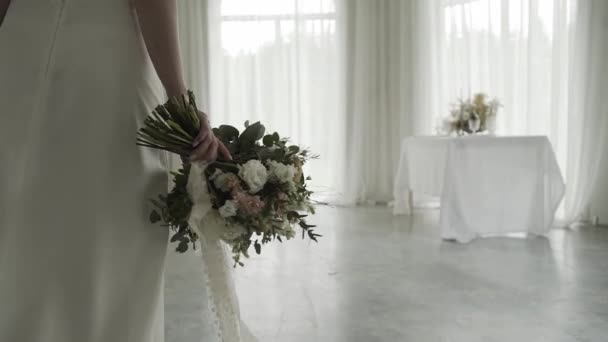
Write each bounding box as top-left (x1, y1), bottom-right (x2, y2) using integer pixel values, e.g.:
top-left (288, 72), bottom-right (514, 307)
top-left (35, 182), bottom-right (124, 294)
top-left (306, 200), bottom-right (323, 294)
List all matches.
top-left (393, 136), bottom-right (566, 242)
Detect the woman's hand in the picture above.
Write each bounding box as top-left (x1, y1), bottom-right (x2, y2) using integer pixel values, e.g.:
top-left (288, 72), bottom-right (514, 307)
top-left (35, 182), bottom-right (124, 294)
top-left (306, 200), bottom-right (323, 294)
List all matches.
top-left (190, 112), bottom-right (231, 162)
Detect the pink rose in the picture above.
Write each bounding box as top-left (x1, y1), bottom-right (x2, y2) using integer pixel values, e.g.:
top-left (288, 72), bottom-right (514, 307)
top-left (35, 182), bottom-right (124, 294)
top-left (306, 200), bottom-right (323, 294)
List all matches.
top-left (233, 191), bottom-right (265, 216)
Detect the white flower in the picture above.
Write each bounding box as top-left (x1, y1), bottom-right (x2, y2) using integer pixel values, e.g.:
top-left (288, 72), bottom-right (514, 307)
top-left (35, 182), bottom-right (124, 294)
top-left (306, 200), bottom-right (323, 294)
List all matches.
top-left (209, 168), bottom-right (223, 180)
top-left (222, 224), bottom-right (248, 241)
top-left (214, 172), bottom-right (235, 192)
top-left (218, 200), bottom-right (238, 218)
top-left (267, 160), bottom-right (297, 191)
top-left (238, 160), bottom-right (268, 194)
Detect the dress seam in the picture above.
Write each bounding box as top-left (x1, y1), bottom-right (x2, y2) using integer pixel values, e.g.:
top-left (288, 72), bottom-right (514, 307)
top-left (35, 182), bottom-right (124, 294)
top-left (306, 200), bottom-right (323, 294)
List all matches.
top-left (44, 3), bottom-right (66, 79)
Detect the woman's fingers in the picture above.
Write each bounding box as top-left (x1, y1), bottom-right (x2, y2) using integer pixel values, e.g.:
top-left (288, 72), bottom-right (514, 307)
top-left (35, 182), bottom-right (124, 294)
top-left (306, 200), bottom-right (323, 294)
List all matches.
top-left (190, 136), bottom-right (220, 162)
top-left (217, 141), bottom-right (232, 161)
top-left (192, 127), bottom-right (209, 147)
top-left (204, 138), bottom-right (219, 162)
top-left (192, 112), bottom-right (211, 147)
top-left (190, 135), bottom-right (212, 161)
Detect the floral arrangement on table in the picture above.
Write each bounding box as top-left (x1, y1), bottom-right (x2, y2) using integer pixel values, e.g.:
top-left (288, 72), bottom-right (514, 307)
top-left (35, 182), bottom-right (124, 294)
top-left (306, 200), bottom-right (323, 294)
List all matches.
top-left (136, 91), bottom-right (319, 266)
top-left (439, 93), bottom-right (501, 136)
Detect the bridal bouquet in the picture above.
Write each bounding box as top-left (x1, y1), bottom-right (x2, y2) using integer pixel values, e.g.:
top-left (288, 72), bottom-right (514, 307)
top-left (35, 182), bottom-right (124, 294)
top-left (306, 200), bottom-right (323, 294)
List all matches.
top-left (440, 93), bottom-right (501, 135)
top-left (137, 91), bottom-right (319, 266)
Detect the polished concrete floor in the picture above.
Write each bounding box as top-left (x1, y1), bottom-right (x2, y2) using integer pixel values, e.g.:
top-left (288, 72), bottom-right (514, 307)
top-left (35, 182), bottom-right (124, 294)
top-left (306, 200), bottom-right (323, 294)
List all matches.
top-left (165, 206), bottom-right (608, 342)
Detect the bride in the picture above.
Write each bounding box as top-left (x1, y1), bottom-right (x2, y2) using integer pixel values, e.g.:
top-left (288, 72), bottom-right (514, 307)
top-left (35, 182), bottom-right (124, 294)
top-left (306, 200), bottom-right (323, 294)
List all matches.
top-left (0, 0), bottom-right (250, 341)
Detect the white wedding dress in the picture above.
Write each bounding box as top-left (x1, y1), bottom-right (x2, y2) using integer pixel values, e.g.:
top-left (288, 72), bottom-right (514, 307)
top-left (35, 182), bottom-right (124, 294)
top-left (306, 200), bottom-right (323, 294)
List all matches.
top-left (0, 1), bottom-right (251, 341)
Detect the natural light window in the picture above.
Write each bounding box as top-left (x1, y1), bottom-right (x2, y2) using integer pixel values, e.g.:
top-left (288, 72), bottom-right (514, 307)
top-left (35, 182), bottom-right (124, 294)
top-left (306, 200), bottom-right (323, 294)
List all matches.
top-left (443, 0), bottom-right (566, 40)
top-left (220, 0), bottom-right (336, 56)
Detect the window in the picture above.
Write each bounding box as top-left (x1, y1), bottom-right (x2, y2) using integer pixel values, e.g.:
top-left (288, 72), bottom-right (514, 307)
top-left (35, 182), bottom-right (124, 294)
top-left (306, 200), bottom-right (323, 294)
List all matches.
top-left (219, 0), bottom-right (337, 56)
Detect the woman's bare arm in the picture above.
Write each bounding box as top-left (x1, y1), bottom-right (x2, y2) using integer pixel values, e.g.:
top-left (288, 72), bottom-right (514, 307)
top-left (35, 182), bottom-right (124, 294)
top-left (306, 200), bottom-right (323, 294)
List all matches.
top-left (132, 0), bottom-right (186, 98)
top-left (132, 0), bottom-right (229, 161)
top-left (0, 0), bottom-right (12, 26)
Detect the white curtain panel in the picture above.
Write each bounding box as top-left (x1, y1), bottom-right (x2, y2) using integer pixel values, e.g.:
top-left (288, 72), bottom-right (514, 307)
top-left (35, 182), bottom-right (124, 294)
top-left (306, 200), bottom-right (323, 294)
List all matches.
top-left (340, 0), bottom-right (414, 203)
top-left (564, 0), bottom-right (608, 223)
top-left (177, 0), bottom-right (211, 110)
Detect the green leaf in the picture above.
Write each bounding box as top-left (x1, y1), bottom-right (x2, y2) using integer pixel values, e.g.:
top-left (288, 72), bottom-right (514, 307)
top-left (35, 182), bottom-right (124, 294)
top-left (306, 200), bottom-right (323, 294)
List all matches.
top-left (287, 211), bottom-right (299, 221)
top-left (244, 120), bottom-right (250, 128)
top-left (216, 125), bottom-right (240, 142)
top-left (272, 148), bottom-right (285, 161)
top-left (239, 122), bottom-right (266, 142)
top-left (150, 210), bottom-right (161, 223)
top-left (263, 135), bottom-right (275, 147)
top-left (254, 241), bottom-right (261, 255)
top-left (308, 230), bottom-right (322, 242)
top-left (176, 241), bottom-right (189, 253)
top-left (170, 230), bottom-right (189, 243)
top-left (288, 145), bottom-right (300, 153)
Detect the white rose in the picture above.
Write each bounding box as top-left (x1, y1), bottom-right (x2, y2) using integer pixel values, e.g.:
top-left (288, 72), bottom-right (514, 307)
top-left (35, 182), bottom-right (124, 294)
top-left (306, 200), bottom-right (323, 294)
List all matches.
top-left (214, 172), bottom-right (234, 192)
top-left (238, 160), bottom-right (268, 194)
top-left (267, 161), bottom-right (297, 190)
top-left (209, 168), bottom-right (223, 180)
top-left (218, 200), bottom-right (238, 218)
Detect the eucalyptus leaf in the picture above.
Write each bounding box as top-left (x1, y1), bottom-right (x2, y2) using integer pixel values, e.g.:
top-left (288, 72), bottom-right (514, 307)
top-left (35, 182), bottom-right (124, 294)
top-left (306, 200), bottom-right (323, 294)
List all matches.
top-left (240, 122), bottom-right (265, 142)
top-left (254, 241), bottom-right (261, 255)
top-left (176, 241), bottom-right (189, 253)
top-left (217, 125), bottom-right (240, 142)
top-left (150, 210), bottom-right (161, 223)
top-left (263, 135), bottom-right (275, 147)
top-left (170, 229), bottom-right (189, 242)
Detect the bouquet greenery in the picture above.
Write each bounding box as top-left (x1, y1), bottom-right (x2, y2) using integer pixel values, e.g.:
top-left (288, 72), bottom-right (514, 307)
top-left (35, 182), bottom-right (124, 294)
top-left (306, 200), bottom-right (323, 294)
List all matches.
top-left (137, 91), bottom-right (319, 266)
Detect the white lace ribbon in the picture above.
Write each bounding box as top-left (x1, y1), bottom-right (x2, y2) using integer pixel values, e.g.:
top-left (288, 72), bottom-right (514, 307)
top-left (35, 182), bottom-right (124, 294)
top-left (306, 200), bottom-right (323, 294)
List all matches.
top-left (187, 161), bottom-right (242, 342)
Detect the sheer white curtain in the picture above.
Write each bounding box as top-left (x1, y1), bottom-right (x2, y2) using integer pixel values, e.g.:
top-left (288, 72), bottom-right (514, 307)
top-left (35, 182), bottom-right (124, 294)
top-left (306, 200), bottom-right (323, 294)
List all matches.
top-left (340, 0), bottom-right (425, 203)
top-left (177, 0), bottom-right (607, 221)
top-left (419, 0), bottom-right (573, 187)
top-left (564, 0), bottom-right (608, 223)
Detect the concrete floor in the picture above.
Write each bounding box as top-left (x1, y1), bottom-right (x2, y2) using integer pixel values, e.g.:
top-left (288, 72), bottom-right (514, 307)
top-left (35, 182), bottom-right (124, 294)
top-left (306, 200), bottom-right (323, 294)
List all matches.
top-left (165, 206), bottom-right (608, 342)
